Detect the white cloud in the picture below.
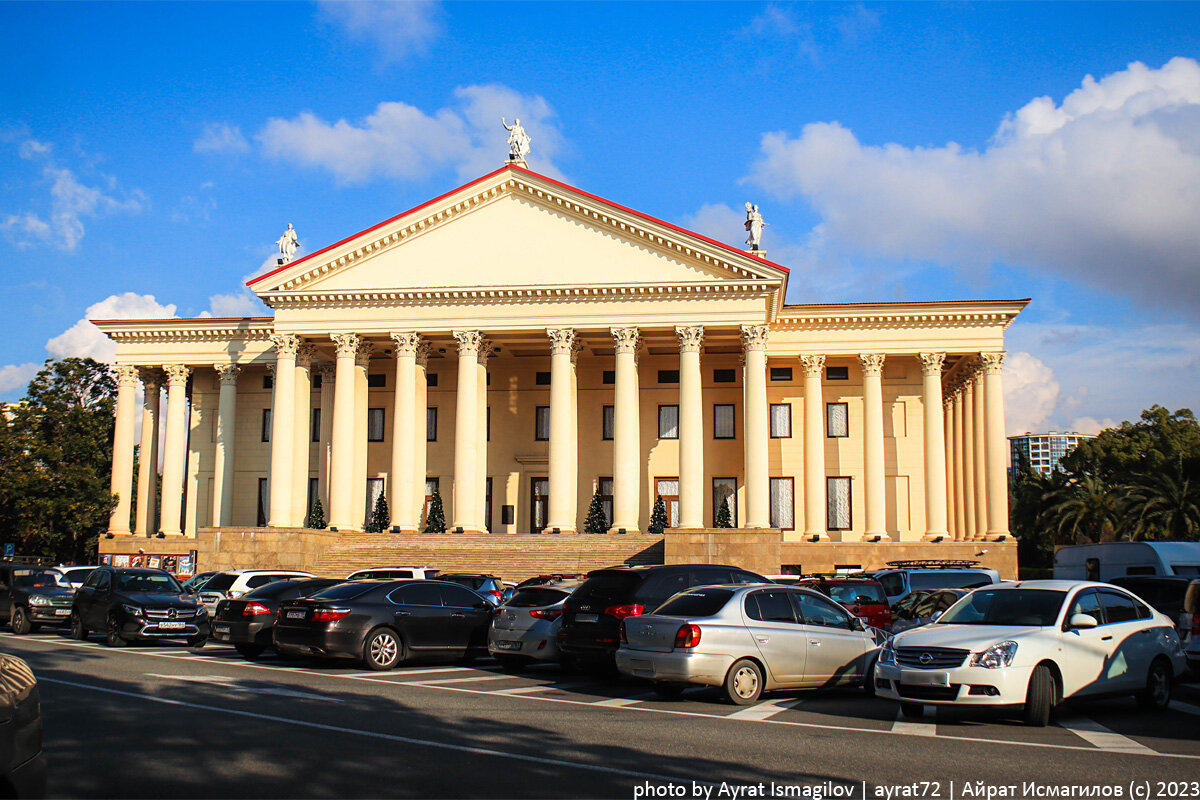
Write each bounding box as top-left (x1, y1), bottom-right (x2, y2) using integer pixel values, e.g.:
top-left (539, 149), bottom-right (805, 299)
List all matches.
top-left (1068, 417), bottom-right (1119, 436)
top-left (0, 363), bottom-right (39, 395)
top-left (1002, 352), bottom-right (1061, 435)
top-left (318, 0), bottom-right (442, 62)
top-left (202, 291), bottom-right (265, 318)
top-left (194, 123), bottom-right (250, 154)
top-left (44, 293), bottom-right (178, 364)
top-left (259, 84), bottom-right (566, 184)
top-left (679, 202), bottom-right (746, 247)
top-left (18, 139), bottom-right (51, 159)
top-left (746, 58), bottom-right (1200, 317)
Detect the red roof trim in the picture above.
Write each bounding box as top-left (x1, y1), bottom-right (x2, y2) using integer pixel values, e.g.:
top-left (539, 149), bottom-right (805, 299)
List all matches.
top-left (247, 164), bottom-right (789, 289)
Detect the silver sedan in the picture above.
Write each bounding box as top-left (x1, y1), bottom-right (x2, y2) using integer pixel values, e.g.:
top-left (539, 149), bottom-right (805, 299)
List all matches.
top-left (615, 583), bottom-right (881, 705)
top-left (488, 580), bottom-right (582, 670)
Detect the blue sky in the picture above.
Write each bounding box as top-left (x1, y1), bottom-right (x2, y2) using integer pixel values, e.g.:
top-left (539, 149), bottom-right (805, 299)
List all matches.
top-left (2, 1), bottom-right (1199, 436)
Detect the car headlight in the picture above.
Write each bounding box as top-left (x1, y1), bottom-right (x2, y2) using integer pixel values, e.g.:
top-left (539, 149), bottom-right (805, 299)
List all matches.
top-left (969, 640), bottom-right (1018, 669)
top-left (122, 604), bottom-right (145, 617)
top-left (878, 639), bottom-right (896, 665)
top-left (29, 595), bottom-right (50, 606)
top-left (193, 605), bottom-right (208, 618)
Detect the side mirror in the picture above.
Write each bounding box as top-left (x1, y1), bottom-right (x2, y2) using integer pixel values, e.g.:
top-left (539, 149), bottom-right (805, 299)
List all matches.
top-left (1069, 613), bottom-right (1099, 630)
top-left (930, 610), bottom-right (944, 622)
top-left (850, 617), bottom-right (865, 631)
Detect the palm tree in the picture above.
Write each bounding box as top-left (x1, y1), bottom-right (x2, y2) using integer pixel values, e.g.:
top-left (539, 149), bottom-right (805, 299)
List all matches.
top-left (1121, 463), bottom-right (1200, 541)
top-left (1038, 475), bottom-right (1125, 545)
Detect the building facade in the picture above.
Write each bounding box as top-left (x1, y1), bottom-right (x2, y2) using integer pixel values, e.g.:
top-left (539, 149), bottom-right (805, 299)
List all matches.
top-left (1009, 431), bottom-right (1094, 477)
top-left (96, 165), bottom-right (1026, 564)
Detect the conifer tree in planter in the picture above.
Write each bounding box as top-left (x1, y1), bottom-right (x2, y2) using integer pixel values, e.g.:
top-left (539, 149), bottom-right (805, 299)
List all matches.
top-left (583, 489), bottom-right (609, 534)
top-left (306, 497), bottom-right (327, 530)
top-left (715, 497), bottom-right (733, 529)
top-left (424, 490), bottom-right (446, 533)
top-left (367, 493), bottom-right (390, 533)
top-left (648, 495), bottom-right (670, 534)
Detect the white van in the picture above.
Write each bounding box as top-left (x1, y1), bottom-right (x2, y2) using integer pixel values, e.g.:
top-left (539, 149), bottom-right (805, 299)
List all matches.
top-left (1053, 541), bottom-right (1200, 581)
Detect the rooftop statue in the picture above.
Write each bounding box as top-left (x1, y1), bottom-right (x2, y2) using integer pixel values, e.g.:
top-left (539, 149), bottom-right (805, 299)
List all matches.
top-left (744, 203), bottom-right (767, 250)
top-left (276, 223), bottom-right (298, 264)
top-left (501, 117), bottom-right (531, 162)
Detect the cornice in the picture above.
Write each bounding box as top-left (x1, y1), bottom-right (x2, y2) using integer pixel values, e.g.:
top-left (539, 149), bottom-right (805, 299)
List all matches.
top-left (91, 318), bottom-right (275, 344)
top-left (776, 300), bottom-right (1028, 331)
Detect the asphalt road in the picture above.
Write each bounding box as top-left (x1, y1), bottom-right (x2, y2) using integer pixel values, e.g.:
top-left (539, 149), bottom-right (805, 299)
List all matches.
top-left (3, 630), bottom-right (1199, 799)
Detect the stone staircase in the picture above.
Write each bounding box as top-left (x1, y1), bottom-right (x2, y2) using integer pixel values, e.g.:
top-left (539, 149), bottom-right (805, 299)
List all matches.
top-left (310, 533), bottom-right (665, 582)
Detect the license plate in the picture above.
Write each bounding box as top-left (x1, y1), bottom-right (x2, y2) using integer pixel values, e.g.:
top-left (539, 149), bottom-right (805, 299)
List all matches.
top-left (286, 610), bottom-right (306, 619)
top-left (574, 613), bottom-right (598, 623)
top-left (213, 624), bottom-right (230, 637)
top-left (53, 608), bottom-right (70, 616)
top-left (902, 671), bottom-right (950, 687)
top-left (494, 639), bottom-right (521, 651)
top-left (158, 621), bottom-right (186, 630)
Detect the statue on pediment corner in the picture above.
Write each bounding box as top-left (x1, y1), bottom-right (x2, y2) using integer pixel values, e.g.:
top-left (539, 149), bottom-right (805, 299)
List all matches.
top-left (276, 223), bottom-right (298, 264)
top-left (744, 203), bottom-right (767, 250)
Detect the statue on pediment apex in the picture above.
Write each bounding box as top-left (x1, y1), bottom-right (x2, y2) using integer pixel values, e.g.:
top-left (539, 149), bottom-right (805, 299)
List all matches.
top-left (276, 223), bottom-right (298, 264)
top-left (501, 117), bottom-right (531, 163)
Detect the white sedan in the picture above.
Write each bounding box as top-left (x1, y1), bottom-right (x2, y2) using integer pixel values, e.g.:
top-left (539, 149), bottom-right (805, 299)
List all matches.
top-left (874, 580), bottom-right (1187, 726)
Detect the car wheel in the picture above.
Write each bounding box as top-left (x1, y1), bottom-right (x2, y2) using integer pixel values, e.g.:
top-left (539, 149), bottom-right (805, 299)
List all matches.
top-left (1023, 664), bottom-right (1055, 727)
top-left (495, 655), bottom-right (526, 673)
top-left (105, 615), bottom-right (128, 648)
top-left (652, 682), bottom-right (686, 699)
top-left (235, 643), bottom-right (265, 660)
top-left (862, 656), bottom-right (879, 697)
top-left (362, 628), bottom-right (403, 671)
top-left (69, 611), bottom-right (88, 641)
top-left (187, 636), bottom-right (207, 648)
top-left (1136, 658), bottom-right (1172, 712)
top-left (10, 606), bottom-right (31, 635)
top-left (899, 702), bottom-right (924, 719)
top-left (723, 659), bottom-right (764, 706)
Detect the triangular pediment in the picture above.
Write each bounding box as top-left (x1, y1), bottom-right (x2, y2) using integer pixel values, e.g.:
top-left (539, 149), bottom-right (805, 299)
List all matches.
top-left (249, 167), bottom-right (788, 305)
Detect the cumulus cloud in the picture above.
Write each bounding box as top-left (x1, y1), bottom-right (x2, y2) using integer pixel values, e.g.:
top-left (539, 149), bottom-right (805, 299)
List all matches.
top-left (680, 202), bottom-right (746, 247)
top-left (318, 0), bottom-right (442, 62)
top-left (0, 363), bottom-right (40, 395)
top-left (1003, 352), bottom-right (1061, 435)
top-left (746, 58), bottom-right (1200, 317)
top-left (201, 291), bottom-right (265, 319)
top-left (259, 84), bottom-right (567, 184)
top-left (193, 123), bottom-right (250, 154)
top-left (44, 293), bottom-right (177, 364)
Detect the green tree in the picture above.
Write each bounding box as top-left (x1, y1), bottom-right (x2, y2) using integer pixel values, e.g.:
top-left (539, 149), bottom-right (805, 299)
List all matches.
top-left (714, 497), bottom-right (733, 529)
top-left (647, 495), bottom-right (669, 534)
top-left (1121, 463), bottom-right (1200, 541)
top-left (424, 490), bottom-right (446, 533)
top-left (306, 497), bottom-right (327, 530)
top-left (367, 493), bottom-right (390, 533)
top-left (1061, 406), bottom-right (1200, 483)
top-left (583, 489), bottom-right (608, 534)
top-left (1009, 450), bottom-right (1057, 570)
top-left (1038, 475), bottom-right (1126, 545)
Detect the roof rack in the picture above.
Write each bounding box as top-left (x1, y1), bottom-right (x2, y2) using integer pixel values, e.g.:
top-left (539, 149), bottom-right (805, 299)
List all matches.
top-left (884, 559), bottom-right (981, 569)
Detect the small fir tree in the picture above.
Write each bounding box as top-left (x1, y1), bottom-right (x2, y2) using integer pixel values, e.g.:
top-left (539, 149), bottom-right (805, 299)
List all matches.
top-left (715, 497), bottom-right (733, 529)
top-left (648, 495), bottom-right (669, 534)
top-left (367, 493), bottom-right (390, 533)
top-left (306, 497), bottom-right (327, 530)
top-left (584, 489), bottom-right (609, 534)
top-left (424, 490), bottom-right (446, 533)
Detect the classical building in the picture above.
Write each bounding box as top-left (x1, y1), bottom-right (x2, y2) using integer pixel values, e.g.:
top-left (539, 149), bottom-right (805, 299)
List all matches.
top-left (95, 165), bottom-right (1026, 576)
top-left (1009, 431), bottom-right (1094, 477)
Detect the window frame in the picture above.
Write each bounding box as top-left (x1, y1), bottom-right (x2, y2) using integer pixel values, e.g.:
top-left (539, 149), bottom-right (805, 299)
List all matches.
top-left (769, 477), bottom-right (795, 531)
top-left (602, 404), bottom-right (615, 441)
top-left (426, 407), bottom-right (438, 442)
top-left (367, 407), bottom-right (385, 442)
top-left (535, 406), bottom-right (550, 441)
top-left (712, 477), bottom-right (737, 528)
top-left (713, 403), bottom-right (735, 440)
top-left (261, 408), bottom-right (272, 442)
top-left (658, 405), bottom-right (680, 439)
top-left (826, 402), bottom-right (849, 438)
top-left (826, 476), bottom-right (853, 531)
top-left (769, 403), bottom-right (792, 438)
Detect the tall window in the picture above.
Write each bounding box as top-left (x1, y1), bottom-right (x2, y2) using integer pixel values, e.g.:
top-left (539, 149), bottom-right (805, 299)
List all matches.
top-left (602, 405), bottom-right (615, 440)
top-left (826, 366), bottom-right (849, 381)
top-left (713, 404), bottom-right (735, 439)
top-left (365, 478), bottom-right (384, 527)
top-left (261, 408), bottom-right (272, 442)
top-left (712, 477), bottom-right (737, 527)
top-left (827, 402), bottom-right (849, 438)
top-left (424, 478), bottom-right (439, 528)
top-left (311, 408), bottom-right (321, 442)
top-left (655, 477), bottom-right (680, 528)
top-left (658, 405), bottom-right (679, 439)
top-left (531, 477), bottom-right (549, 532)
top-left (256, 478), bottom-right (268, 527)
top-left (367, 408), bottom-right (385, 442)
top-left (713, 368), bottom-right (736, 383)
top-left (307, 478), bottom-right (318, 517)
top-left (770, 477), bottom-right (794, 530)
top-left (426, 407), bottom-right (438, 442)
top-left (598, 477), bottom-right (614, 529)
top-left (827, 476), bottom-right (852, 530)
top-left (484, 477), bottom-right (492, 533)
top-left (770, 367), bottom-right (792, 382)
top-left (535, 406), bottom-right (550, 441)
top-left (770, 403), bottom-right (792, 438)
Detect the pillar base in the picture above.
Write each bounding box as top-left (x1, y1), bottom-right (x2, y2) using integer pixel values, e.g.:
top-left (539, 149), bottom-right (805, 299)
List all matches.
top-left (985, 532), bottom-right (1014, 542)
top-left (862, 532), bottom-right (892, 542)
top-left (803, 532), bottom-right (830, 542)
top-left (608, 525), bottom-right (640, 535)
top-left (542, 526), bottom-right (577, 535)
top-left (921, 532), bottom-right (951, 543)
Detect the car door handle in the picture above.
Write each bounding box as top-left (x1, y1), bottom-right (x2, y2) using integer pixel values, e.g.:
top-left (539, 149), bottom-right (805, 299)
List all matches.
top-left (395, 610), bottom-right (410, 617)
top-left (755, 636), bottom-right (770, 643)
top-left (811, 640), bottom-right (822, 647)
top-left (1101, 635), bottom-right (1113, 641)
top-left (451, 612), bottom-right (465, 618)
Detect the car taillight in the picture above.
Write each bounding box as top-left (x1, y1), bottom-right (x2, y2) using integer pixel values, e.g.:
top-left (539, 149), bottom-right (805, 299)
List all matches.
top-left (674, 624), bottom-right (702, 649)
top-left (619, 620), bottom-right (628, 644)
top-left (489, 590), bottom-right (503, 601)
top-left (603, 604), bottom-right (644, 619)
top-left (530, 609), bottom-right (562, 621)
top-left (243, 602), bottom-right (272, 616)
top-left (311, 607), bottom-right (351, 622)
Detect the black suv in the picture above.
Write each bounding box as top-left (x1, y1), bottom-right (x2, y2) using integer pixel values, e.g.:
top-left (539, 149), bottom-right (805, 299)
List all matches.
top-left (0, 564), bottom-right (74, 634)
top-left (70, 566), bottom-right (210, 647)
top-left (558, 564), bottom-right (768, 668)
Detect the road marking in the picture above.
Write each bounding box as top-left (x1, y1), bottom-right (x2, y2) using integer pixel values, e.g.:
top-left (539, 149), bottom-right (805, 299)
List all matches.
top-left (1056, 715), bottom-right (1157, 755)
top-left (496, 681), bottom-right (598, 696)
top-left (592, 692), bottom-right (656, 707)
top-left (410, 673), bottom-right (515, 686)
top-left (338, 667), bottom-right (481, 678)
top-left (889, 706), bottom-right (937, 736)
top-left (1171, 700), bottom-right (1200, 717)
top-left (727, 697), bottom-right (805, 721)
top-left (39, 676), bottom-right (722, 788)
top-left (144, 673), bottom-right (342, 702)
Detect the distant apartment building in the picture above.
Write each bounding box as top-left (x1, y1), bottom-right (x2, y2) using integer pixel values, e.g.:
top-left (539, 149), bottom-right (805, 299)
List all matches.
top-left (1009, 431), bottom-right (1095, 476)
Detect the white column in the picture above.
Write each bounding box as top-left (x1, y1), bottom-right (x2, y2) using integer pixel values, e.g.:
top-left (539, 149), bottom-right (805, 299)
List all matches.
top-left (972, 368), bottom-right (988, 540)
top-left (452, 331), bottom-right (482, 532)
top-left (352, 342), bottom-right (374, 530)
top-left (954, 387), bottom-right (968, 540)
top-left (267, 334), bottom-right (299, 527)
top-left (477, 339), bottom-right (493, 531)
top-left (610, 327), bottom-right (641, 533)
top-left (859, 354), bottom-right (888, 540)
top-left (962, 375), bottom-right (978, 542)
top-left (108, 365), bottom-right (139, 535)
top-left (159, 364), bottom-right (191, 536)
top-left (390, 332), bottom-right (420, 532)
top-left (546, 328), bottom-right (578, 533)
top-left (945, 399), bottom-right (956, 540)
top-left (920, 352), bottom-right (949, 540)
top-left (676, 326), bottom-right (705, 529)
top-left (292, 344), bottom-right (316, 527)
top-left (211, 363), bottom-right (240, 528)
top-left (982, 352), bottom-right (1010, 539)
top-left (328, 334), bottom-right (360, 530)
top-left (134, 369), bottom-right (162, 536)
top-left (317, 363), bottom-right (336, 510)
top-left (413, 341), bottom-right (430, 529)
top-left (801, 354), bottom-right (827, 539)
top-left (742, 325), bottom-right (770, 529)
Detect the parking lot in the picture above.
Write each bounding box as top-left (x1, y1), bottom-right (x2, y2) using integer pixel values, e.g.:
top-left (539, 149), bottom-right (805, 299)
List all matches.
top-left (5, 628), bottom-right (1200, 799)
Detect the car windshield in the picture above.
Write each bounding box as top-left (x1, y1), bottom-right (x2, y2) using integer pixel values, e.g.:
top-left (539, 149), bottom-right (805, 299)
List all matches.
top-left (937, 588), bottom-right (1066, 627)
top-left (202, 574), bottom-right (237, 592)
top-left (506, 588), bottom-right (570, 608)
top-left (13, 569), bottom-right (67, 589)
top-left (654, 588), bottom-right (734, 618)
top-left (116, 572), bottom-right (182, 594)
top-left (826, 583), bottom-right (886, 605)
top-left (60, 567), bottom-right (94, 584)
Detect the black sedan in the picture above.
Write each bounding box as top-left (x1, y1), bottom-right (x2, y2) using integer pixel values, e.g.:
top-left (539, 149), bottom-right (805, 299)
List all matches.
top-left (274, 580), bottom-right (494, 670)
top-left (211, 577), bottom-right (345, 659)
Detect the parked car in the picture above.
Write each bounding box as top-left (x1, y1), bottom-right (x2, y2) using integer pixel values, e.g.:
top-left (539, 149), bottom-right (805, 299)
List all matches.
top-left (56, 565), bottom-right (99, 590)
top-left (180, 571), bottom-right (219, 594)
top-left (874, 580), bottom-right (1187, 726)
top-left (866, 561), bottom-right (1000, 605)
top-left (0, 653), bottom-right (45, 799)
top-left (1184, 581), bottom-right (1200, 674)
top-left (274, 579), bottom-right (493, 670)
top-left (345, 566), bottom-right (440, 581)
top-left (197, 570), bottom-right (314, 614)
top-left (1108, 575), bottom-right (1197, 636)
top-left (798, 576), bottom-right (893, 629)
top-left (515, 574), bottom-right (586, 589)
top-left (211, 577), bottom-right (346, 659)
top-left (888, 588), bottom-right (971, 634)
top-left (438, 573), bottom-right (505, 605)
top-left (615, 583), bottom-right (880, 705)
top-left (558, 564), bottom-right (768, 670)
top-left (0, 565), bottom-right (73, 634)
top-left (70, 566), bottom-right (209, 647)
top-left (765, 574), bottom-right (803, 586)
top-left (1054, 541), bottom-right (1200, 581)
top-left (489, 580), bottom-right (583, 670)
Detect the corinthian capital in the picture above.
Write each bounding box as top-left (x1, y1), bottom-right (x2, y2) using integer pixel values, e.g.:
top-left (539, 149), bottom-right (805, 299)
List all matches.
top-left (858, 353), bottom-right (886, 377)
top-left (740, 324), bottom-right (769, 353)
top-left (610, 327), bottom-right (640, 355)
top-left (546, 328), bottom-right (576, 356)
top-left (415, 340), bottom-right (433, 368)
top-left (355, 341), bottom-right (376, 368)
top-left (800, 354), bottom-right (826, 378)
top-left (675, 325), bottom-right (705, 354)
top-left (980, 351), bottom-right (1005, 375)
top-left (454, 330), bottom-right (484, 358)
top-left (270, 333), bottom-right (301, 359)
top-left (295, 344), bottom-right (318, 368)
top-left (919, 352), bottom-right (947, 376)
top-left (163, 364), bottom-right (191, 386)
top-left (390, 332), bottom-right (422, 358)
top-left (478, 337), bottom-right (496, 367)
top-left (138, 367), bottom-right (164, 391)
top-left (114, 364), bottom-right (140, 388)
top-left (331, 333), bottom-right (360, 359)
top-left (318, 362), bottom-right (336, 384)
top-left (213, 363), bottom-right (242, 386)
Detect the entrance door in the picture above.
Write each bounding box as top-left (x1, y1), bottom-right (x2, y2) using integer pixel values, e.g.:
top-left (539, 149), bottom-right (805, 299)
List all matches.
top-left (530, 478), bottom-right (549, 532)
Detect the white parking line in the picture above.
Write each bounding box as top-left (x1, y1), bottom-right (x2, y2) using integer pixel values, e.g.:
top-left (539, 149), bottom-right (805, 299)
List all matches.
top-left (726, 697), bottom-right (805, 721)
top-left (889, 706), bottom-right (937, 736)
top-left (496, 681), bottom-right (599, 696)
top-left (592, 692), bottom-right (656, 707)
top-left (1056, 715), bottom-right (1157, 755)
top-left (409, 673), bottom-right (515, 686)
top-left (338, 666), bottom-right (489, 679)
